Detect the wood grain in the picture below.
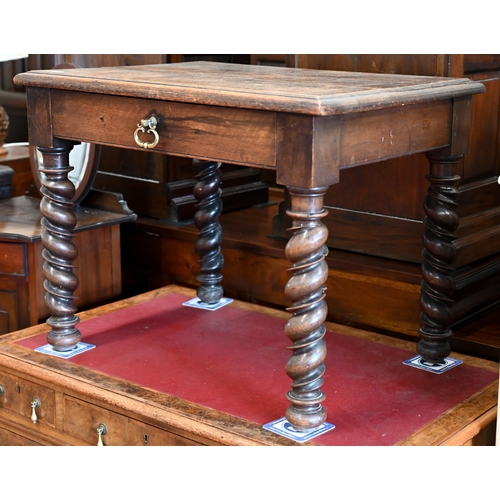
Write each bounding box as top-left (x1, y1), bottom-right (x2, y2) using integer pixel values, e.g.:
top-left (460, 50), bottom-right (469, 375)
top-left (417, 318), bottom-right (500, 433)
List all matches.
top-left (14, 62), bottom-right (485, 116)
top-left (50, 90), bottom-right (277, 168)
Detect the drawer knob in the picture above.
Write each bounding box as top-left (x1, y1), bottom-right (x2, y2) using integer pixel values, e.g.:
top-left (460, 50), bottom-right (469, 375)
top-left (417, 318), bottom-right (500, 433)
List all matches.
top-left (30, 397), bottom-right (41, 423)
top-left (96, 423), bottom-right (107, 446)
top-left (134, 116), bottom-right (159, 149)
top-left (0, 384), bottom-right (4, 395)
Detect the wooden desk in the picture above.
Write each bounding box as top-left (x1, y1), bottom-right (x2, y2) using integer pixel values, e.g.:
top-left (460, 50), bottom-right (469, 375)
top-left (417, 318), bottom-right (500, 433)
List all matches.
top-left (0, 285), bottom-right (497, 446)
top-left (14, 62), bottom-right (485, 431)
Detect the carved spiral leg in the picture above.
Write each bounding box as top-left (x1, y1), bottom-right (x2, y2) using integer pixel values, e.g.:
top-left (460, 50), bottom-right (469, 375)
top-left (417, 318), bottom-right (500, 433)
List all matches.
top-left (192, 159), bottom-right (224, 304)
top-left (284, 187), bottom-right (329, 431)
top-left (38, 145), bottom-right (81, 351)
top-left (418, 154), bottom-right (462, 363)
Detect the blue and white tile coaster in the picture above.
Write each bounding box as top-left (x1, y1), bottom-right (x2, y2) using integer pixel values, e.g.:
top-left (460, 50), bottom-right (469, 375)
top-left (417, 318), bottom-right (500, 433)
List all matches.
top-left (403, 355), bottom-right (462, 374)
top-left (34, 342), bottom-right (96, 359)
top-left (263, 417), bottom-right (335, 443)
top-left (182, 297), bottom-right (233, 311)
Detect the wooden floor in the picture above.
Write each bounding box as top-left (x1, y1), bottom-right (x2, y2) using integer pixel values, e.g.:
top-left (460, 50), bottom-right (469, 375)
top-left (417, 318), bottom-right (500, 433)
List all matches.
top-left (120, 188), bottom-right (500, 363)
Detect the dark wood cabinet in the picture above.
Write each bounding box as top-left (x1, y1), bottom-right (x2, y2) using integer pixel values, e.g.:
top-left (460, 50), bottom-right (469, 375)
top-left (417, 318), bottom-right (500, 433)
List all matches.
top-left (0, 196), bottom-right (134, 335)
top-left (273, 55), bottom-right (500, 341)
top-left (6, 54), bottom-right (500, 359)
top-left (0, 145), bottom-right (33, 197)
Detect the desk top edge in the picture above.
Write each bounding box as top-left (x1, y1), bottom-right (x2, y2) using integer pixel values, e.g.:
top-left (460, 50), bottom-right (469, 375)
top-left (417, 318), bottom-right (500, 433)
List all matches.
top-left (13, 61), bottom-right (485, 116)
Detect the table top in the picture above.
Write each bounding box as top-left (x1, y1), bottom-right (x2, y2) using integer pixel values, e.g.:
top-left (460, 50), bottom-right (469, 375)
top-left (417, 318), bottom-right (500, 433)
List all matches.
top-left (14, 61), bottom-right (485, 116)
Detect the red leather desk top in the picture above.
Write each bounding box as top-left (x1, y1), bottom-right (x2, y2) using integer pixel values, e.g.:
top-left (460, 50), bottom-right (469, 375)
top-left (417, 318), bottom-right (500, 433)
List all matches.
top-left (17, 292), bottom-right (499, 445)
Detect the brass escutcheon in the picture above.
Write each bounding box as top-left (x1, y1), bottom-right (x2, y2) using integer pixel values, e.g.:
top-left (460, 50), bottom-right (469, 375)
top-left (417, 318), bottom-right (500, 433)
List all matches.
top-left (134, 116), bottom-right (159, 149)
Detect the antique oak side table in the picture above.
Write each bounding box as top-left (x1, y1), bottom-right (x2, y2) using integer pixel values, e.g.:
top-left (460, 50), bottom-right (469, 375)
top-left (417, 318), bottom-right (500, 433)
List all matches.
top-left (14, 62), bottom-right (485, 432)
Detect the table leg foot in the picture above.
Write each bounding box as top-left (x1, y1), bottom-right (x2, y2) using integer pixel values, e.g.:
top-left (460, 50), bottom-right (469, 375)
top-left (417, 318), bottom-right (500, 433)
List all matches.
top-left (284, 186), bottom-right (329, 431)
top-left (38, 144), bottom-right (81, 351)
top-left (193, 159), bottom-right (224, 304)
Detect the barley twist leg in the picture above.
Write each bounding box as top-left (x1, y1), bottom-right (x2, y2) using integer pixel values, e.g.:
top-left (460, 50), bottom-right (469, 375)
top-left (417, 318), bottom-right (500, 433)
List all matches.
top-left (284, 186), bottom-right (329, 431)
top-left (193, 159), bottom-right (224, 304)
top-left (38, 144), bottom-right (81, 351)
top-left (418, 154), bottom-right (462, 363)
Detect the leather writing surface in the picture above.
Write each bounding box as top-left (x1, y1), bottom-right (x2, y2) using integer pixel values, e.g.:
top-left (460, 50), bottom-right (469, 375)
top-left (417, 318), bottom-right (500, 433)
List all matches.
top-left (17, 292), bottom-right (498, 445)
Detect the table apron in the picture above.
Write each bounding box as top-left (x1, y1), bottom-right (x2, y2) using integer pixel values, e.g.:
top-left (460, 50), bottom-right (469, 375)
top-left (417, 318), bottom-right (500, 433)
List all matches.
top-left (43, 90), bottom-right (455, 190)
top-left (275, 100), bottom-right (453, 187)
top-left (336, 99), bottom-right (453, 168)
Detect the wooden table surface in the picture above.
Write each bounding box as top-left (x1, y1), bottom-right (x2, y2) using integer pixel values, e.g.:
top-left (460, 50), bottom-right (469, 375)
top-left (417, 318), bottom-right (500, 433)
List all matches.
top-left (15, 61), bottom-right (484, 115)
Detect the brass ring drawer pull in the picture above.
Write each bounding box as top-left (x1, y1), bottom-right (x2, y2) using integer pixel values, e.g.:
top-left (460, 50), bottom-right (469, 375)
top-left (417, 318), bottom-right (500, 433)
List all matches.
top-left (134, 116), bottom-right (159, 149)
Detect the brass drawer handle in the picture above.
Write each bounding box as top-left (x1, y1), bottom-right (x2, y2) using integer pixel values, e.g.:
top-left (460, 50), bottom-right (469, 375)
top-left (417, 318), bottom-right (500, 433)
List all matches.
top-left (134, 116), bottom-right (159, 149)
top-left (96, 423), bottom-right (107, 446)
top-left (30, 397), bottom-right (41, 423)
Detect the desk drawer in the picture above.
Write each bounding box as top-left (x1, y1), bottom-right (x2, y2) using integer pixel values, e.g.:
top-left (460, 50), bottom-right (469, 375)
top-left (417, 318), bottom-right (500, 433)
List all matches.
top-left (0, 421), bottom-right (43, 445)
top-left (0, 242), bottom-right (26, 275)
top-left (51, 90), bottom-right (277, 168)
top-left (63, 396), bottom-right (202, 446)
top-left (0, 370), bottom-right (56, 427)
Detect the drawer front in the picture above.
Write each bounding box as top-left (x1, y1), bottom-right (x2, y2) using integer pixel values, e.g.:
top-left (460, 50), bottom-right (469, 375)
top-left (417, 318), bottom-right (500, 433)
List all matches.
top-left (0, 242), bottom-right (26, 276)
top-left (51, 90), bottom-right (277, 168)
top-left (0, 422), bottom-right (43, 446)
top-left (63, 396), bottom-right (202, 446)
top-left (0, 370), bottom-right (56, 427)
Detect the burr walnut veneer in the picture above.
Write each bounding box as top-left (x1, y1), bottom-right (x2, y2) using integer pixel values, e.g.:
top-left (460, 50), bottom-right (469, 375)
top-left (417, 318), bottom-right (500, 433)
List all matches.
top-left (13, 62), bottom-right (485, 431)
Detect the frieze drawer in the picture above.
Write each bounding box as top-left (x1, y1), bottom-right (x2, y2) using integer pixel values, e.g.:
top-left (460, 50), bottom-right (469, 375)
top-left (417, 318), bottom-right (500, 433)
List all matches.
top-left (51, 90), bottom-right (277, 168)
top-left (0, 242), bottom-right (26, 276)
top-left (0, 370), bottom-right (56, 427)
top-left (63, 395), bottom-right (202, 446)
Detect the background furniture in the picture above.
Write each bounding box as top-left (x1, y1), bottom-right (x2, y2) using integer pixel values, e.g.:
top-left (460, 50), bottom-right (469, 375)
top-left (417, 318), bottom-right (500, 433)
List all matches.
top-left (0, 166), bottom-right (13, 198)
top-left (0, 195), bottom-right (135, 335)
top-left (0, 54), bottom-right (29, 146)
top-left (5, 54), bottom-right (500, 362)
top-left (0, 144), bottom-right (33, 197)
top-left (274, 55), bottom-right (500, 351)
